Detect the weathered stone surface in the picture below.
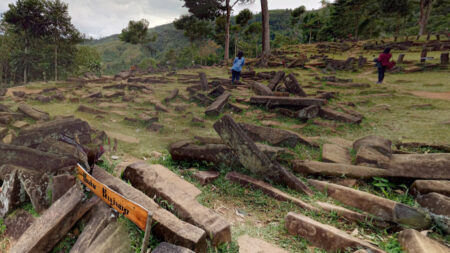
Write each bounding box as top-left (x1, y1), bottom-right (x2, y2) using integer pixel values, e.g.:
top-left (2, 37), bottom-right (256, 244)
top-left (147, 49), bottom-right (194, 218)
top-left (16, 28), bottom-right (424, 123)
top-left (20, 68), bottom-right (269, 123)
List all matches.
top-left (0, 126), bottom-right (7, 138)
top-left (238, 122), bottom-right (318, 148)
top-left (250, 81), bottom-right (273, 96)
top-left (18, 168), bottom-right (50, 213)
top-left (52, 174), bottom-right (76, 203)
top-left (214, 115), bottom-right (313, 195)
top-left (319, 107), bottom-right (362, 124)
top-left (284, 74), bottom-right (306, 96)
top-left (296, 105), bottom-right (320, 120)
top-left (92, 167), bottom-right (207, 252)
top-left (225, 172), bottom-right (317, 210)
top-left (0, 144), bottom-right (76, 172)
top-left (285, 212), bottom-right (386, 253)
top-left (153, 242), bottom-right (195, 253)
top-left (199, 72), bottom-right (208, 91)
top-left (308, 180), bottom-right (431, 229)
top-left (315, 202), bottom-right (389, 227)
top-left (70, 202), bottom-right (113, 253)
top-left (416, 193), bottom-right (450, 216)
top-left (0, 169), bottom-right (21, 218)
top-left (205, 92), bottom-right (230, 116)
top-left (353, 136), bottom-right (392, 157)
top-left (322, 144), bottom-right (352, 164)
top-left (387, 154), bottom-right (450, 180)
top-left (237, 235), bottom-right (288, 253)
top-left (164, 88), bottom-right (179, 103)
top-left (77, 104), bottom-right (106, 115)
top-left (12, 120), bottom-right (29, 129)
top-left (106, 131), bottom-right (139, 144)
top-left (4, 210), bottom-right (34, 240)
top-left (37, 137), bottom-right (88, 168)
top-left (250, 96), bottom-right (326, 109)
top-left (124, 162), bottom-right (231, 246)
top-left (326, 82), bottom-right (370, 88)
top-left (398, 229), bottom-right (450, 253)
top-left (85, 221), bottom-right (132, 253)
top-left (83, 91), bottom-right (103, 99)
top-left (12, 118), bottom-right (92, 147)
top-left (355, 146), bottom-right (391, 168)
top-left (268, 71), bottom-right (285, 91)
top-left (193, 171), bottom-right (220, 185)
top-left (18, 103), bottom-right (49, 120)
top-left (10, 185), bottom-right (97, 253)
top-left (292, 160), bottom-right (390, 178)
top-left (208, 86), bottom-right (225, 98)
top-left (0, 88), bottom-right (6, 96)
top-left (410, 180), bottom-right (450, 196)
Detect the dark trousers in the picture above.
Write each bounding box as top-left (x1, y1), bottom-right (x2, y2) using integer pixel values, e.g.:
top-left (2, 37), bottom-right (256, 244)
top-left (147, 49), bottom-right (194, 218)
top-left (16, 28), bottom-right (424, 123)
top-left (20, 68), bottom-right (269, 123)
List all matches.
top-left (378, 65), bottom-right (386, 83)
top-left (231, 70), bottom-right (241, 84)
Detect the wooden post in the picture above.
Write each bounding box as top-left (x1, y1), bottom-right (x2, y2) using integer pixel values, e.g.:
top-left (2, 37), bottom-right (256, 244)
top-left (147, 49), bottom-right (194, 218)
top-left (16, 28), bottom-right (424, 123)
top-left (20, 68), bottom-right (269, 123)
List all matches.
top-left (140, 212), bottom-right (153, 253)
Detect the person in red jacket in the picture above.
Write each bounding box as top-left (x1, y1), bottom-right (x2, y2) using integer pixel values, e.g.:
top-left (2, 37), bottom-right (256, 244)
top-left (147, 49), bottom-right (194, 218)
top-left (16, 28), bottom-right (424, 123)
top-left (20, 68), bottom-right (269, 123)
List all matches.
top-left (377, 47), bottom-right (396, 84)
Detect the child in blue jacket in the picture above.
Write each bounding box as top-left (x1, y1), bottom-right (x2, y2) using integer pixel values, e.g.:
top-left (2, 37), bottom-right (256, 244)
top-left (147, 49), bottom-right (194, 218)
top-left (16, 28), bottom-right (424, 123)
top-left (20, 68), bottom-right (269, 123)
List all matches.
top-left (231, 51), bottom-right (245, 84)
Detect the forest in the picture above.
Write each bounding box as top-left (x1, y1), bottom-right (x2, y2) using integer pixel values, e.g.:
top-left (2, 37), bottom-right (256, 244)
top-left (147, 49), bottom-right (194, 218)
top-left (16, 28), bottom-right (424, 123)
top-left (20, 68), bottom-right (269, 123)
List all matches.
top-left (0, 0), bottom-right (449, 81)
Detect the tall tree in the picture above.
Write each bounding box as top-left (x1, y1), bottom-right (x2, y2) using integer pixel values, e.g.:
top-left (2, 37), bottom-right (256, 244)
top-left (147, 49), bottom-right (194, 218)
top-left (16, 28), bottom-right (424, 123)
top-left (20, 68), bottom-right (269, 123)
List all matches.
top-left (418, 0), bottom-right (434, 35)
top-left (120, 19), bottom-right (150, 44)
top-left (174, 15), bottom-right (212, 44)
top-left (260, 0), bottom-right (270, 58)
top-left (3, 0), bottom-right (49, 83)
top-left (380, 0), bottom-right (410, 38)
top-left (45, 0), bottom-right (81, 81)
top-left (233, 9), bottom-right (253, 56)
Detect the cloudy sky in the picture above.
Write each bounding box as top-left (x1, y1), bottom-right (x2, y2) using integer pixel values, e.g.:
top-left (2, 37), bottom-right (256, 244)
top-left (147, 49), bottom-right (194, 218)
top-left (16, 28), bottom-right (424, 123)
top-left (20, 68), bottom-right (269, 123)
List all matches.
top-left (0, 0), bottom-right (326, 39)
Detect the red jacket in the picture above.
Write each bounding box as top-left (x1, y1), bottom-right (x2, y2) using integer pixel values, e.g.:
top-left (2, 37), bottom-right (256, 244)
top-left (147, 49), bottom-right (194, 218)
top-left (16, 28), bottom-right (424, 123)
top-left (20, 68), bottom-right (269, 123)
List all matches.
top-left (378, 53), bottom-right (395, 69)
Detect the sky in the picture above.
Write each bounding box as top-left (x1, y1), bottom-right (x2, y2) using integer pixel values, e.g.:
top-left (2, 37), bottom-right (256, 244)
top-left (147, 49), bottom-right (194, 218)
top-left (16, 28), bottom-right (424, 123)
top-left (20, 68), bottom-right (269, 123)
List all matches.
top-left (0, 0), bottom-right (326, 39)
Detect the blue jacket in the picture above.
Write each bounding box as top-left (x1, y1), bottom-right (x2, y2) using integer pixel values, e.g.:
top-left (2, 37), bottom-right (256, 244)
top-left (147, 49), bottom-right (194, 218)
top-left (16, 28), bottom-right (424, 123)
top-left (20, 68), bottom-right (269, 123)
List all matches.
top-left (231, 57), bottom-right (245, 72)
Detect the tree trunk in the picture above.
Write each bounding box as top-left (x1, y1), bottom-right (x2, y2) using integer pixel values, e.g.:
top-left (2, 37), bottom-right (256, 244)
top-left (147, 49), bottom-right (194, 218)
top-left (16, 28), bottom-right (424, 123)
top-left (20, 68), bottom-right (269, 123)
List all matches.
top-left (235, 33), bottom-right (237, 58)
top-left (224, 0), bottom-right (231, 63)
top-left (309, 30), bottom-right (312, 44)
top-left (261, 0), bottom-right (270, 57)
top-left (24, 46), bottom-right (28, 84)
top-left (419, 0), bottom-right (433, 36)
top-left (54, 45), bottom-right (58, 82)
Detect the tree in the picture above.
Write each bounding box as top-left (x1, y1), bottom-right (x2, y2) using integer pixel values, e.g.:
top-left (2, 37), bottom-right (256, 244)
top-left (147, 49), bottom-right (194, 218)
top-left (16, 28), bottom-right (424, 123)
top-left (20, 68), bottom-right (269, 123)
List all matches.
top-left (380, 0), bottom-right (410, 38)
top-left (260, 0), bottom-right (270, 59)
top-left (45, 0), bottom-right (82, 81)
top-left (233, 9), bottom-right (253, 56)
top-left (73, 46), bottom-right (102, 76)
top-left (291, 6), bottom-right (306, 41)
top-left (120, 19), bottom-right (150, 44)
top-left (174, 15), bottom-right (212, 44)
top-left (3, 0), bottom-right (49, 83)
top-left (418, 0), bottom-right (434, 35)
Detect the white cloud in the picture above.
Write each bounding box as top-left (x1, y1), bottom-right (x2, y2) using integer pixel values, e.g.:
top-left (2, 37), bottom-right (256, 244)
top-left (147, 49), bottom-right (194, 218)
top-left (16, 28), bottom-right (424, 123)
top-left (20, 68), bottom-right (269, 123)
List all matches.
top-left (0, 0), bottom-right (328, 38)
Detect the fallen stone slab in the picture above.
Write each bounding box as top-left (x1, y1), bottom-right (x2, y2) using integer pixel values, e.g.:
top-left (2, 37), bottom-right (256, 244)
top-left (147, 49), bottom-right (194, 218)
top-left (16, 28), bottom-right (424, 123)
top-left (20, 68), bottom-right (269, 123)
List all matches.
top-left (410, 180), bottom-right (450, 196)
top-left (237, 235), bottom-right (288, 253)
top-left (18, 103), bottom-right (49, 121)
top-left (326, 82), bottom-right (370, 88)
top-left (4, 209), bottom-right (34, 240)
top-left (285, 212), bottom-right (385, 253)
top-left (208, 86), bottom-right (225, 98)
top-left (387, 153), bottom-right (450, 180)
top-left (12, 120), bottom-right (29, 129)
top-left (77, 105), bottom-right (106, 115)
top-left (308, 180), bottom-right (431, 229)
top-left (395, 142), bottom-right (450, 153)
top-left (103, 83), bottom-right (127, 89)
top-left (92, 167), bottom-right (207, 252)
top-left (9, 185), bottom-right (98, 253)
top-left (225, 172), bottom-right (317, 210)
top-left (153, 242), bottom-right (195, 253)
top-left (238, 122), bottom-right (319, 148)
top-left (292, 160), bottom-right (390, 179)
top-left (205, 92), bottom-right (231, 116)
top-left (284, 74), bottom-right (306, 96)
top-left (353, 136), bottom-right (392, 157)
top-left (0, 144), bottom-right (76, 172)
top-left (193, 171), bottom-right (220, 185)
top-left (0, 126), bottom-right (8, 139)
top-left (296, 105), bottom-right (320, 120)
top-left (250, 96), bottom-right (326, 109)
top-left (250, 81), bottom-right (273, 96)
top-left (0, 88), bottom-right (6, 96)
top-left (214, 115), bottom-right (313, 195)
top-left (416, 193), bottom-right (450, 217)
top-left (199, 72), bottom-right (208, 91)
top-left (268, 71), bottom-right (285, 91)
top-left (163, 88), bottom-right (179, 103)
top-left (355, 146), bottom-right (391, 168)
top-left (37, 137), bottom-right (88, 169)
top-left (398, 229), bottom-right (450, 253)
top-left (124, 163), bottom-right (231, 246)
top-left (12, 118), bottom-right (92, 147)
top-left (82, 91), bottom-right (103, 99)
top-left (105, 131), bottom-right (139, 144)
top-left (70, 202), bottom-right (113, 253)
top-left (17, 168), bottom-right (50, 213)
top-left (0, 169), bottom-right (21, 218)
top-left (103, 91), bottom-right (125, 98)
top-left (322, 144), bottom-right (352, 164)
top-left (319, 107), bottom-right (362, 124)
top-left (52, 174), bottom-right (76, 203)
top-left (85, 220), bottom-right (131, 253)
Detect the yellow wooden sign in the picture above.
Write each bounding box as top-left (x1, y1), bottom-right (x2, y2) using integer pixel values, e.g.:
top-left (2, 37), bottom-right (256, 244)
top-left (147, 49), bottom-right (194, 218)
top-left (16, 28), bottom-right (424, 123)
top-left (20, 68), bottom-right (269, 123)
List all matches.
top-left (76, 164), bottom-right (149, 230)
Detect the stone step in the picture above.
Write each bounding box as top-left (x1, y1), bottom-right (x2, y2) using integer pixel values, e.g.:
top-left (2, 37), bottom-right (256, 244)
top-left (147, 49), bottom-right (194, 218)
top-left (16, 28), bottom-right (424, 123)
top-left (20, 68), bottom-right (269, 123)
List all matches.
top-left (398, 229), bottom-right (450, 253)
top-left (285, 212), bottom-right (386, 253)
top-left (92, 167), bottom-right (207, 252)
top-left (18, 103), bottom-right (49, 120)
top-left (205, 92), bottom-right (231, 116)
top-left (410, 180), bottom-right (450, 196)
top-left (308, 180), bottom-right (431, 229)
top-left (387, 154), bottom-right (450, 180)
top-left (85, 220), bottom-right (132, 253)
top-left (416, 193), bottom-right (450, 217)
top-left (152, 242), bottom-right (195, 253)
top-left (250, 96), bottom-right (326, 110)
top-left (292, 160), bottom-right (390, 179)
top-left (123, 163), bottom-right (231, 246)
top-left (321, 144), bottom-right (352, 164)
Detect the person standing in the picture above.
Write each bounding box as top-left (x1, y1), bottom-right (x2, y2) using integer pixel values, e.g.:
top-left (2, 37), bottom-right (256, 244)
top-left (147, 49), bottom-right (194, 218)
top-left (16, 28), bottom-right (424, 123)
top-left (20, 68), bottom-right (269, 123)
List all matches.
top-left (231, 51), bottom-right (245, 85)
top-left (377, 47), bottom-right (396, 84)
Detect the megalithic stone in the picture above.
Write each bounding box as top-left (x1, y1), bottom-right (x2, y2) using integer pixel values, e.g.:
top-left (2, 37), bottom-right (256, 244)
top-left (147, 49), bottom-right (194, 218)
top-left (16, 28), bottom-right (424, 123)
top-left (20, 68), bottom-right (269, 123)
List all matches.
top-left (213, 115), bottom-right (313, 195)
top-left (18, 103), bottom-right (49, 121)
top-left (268, 71), bottom-right (285, 91)
top-left (284, 74), bottom-right (306, 96)
top-left (285, 212), bottom-right (386, 253)
top-left (205, 92), bottom-right (231, 116)
top-left (308, 180), bottom-right (431, 229)
top-left (199, 72), bottom-right (208, 91)
top-left (250, 81), bottom-right (273, 96)
top-left (398, 229), bottom-right (450, 253)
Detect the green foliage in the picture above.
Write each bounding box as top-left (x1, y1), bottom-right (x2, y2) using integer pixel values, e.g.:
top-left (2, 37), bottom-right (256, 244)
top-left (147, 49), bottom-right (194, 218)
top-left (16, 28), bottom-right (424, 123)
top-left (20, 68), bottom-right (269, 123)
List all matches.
top-left (236, 9), bottom-right (253, 27)
top-left (51, 234), bottom-right (77, 253)
top-left (370, 177), bottom-right (415, 205)
top-left (119, 19), bottom-right (150, 45)
top-left (73, 46), bottom-right (102, 76)
top-left (119, 215), bottom-right (160, 253)
top-left (174, 15), bottom-right (213, 43)
top-left (0, 219), bottom-right (6, 235)
top-left (378, 234), bottom-right (405, 253)
top-left (22, 202), bottom-right (39, 217)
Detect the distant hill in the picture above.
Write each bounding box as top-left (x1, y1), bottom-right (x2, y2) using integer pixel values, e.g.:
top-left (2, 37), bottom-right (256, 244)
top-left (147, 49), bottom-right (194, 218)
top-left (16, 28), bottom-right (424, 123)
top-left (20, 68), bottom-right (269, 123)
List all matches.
top-left (83, 10), bottom-right (294, 75)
